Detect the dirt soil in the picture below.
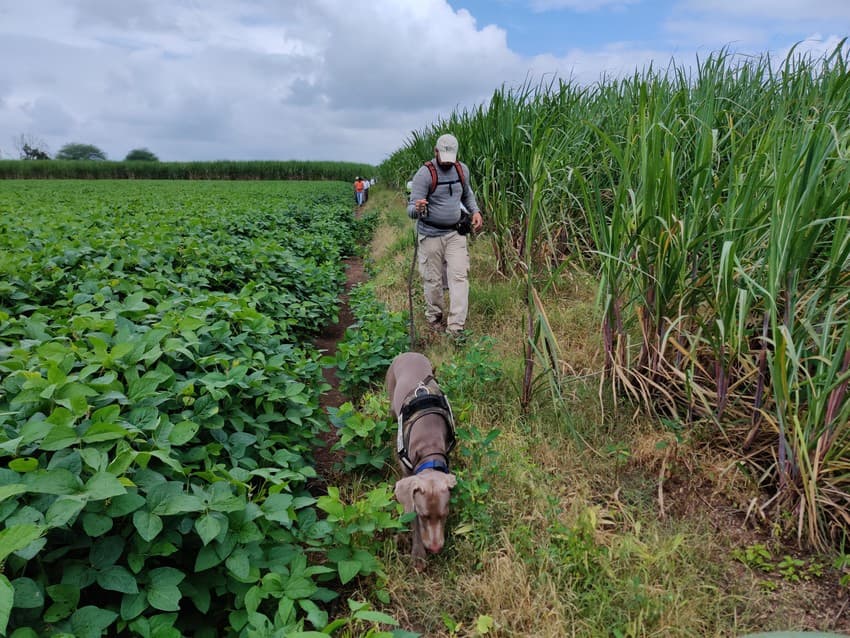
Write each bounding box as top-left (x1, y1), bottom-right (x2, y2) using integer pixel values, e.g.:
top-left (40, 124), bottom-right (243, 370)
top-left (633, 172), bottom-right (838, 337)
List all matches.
top-left (311, 256), bottom-right (368, 487)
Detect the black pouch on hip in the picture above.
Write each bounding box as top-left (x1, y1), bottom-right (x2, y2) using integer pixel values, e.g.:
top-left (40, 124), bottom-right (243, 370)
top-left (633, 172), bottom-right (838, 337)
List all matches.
top-left (455, 211), bottom-right (472, 235)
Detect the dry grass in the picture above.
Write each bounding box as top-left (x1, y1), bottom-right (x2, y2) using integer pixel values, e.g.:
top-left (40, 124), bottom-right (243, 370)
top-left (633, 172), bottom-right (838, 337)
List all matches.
top-left (358, 187), bottom-right (850, 637)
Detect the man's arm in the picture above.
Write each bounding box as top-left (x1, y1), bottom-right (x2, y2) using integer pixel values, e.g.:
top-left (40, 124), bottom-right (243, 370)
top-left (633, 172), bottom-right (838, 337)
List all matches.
top-left (407, 166), bottom-right (430, 219)
top-left (460, 164), bottom-right (484, 232)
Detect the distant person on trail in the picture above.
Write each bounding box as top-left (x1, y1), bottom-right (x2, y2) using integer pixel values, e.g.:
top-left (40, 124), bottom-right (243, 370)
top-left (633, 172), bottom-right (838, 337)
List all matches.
top-left (407, 133), bottom-right (484, 339)
top-left (354, 176), bottom-right (366, 206)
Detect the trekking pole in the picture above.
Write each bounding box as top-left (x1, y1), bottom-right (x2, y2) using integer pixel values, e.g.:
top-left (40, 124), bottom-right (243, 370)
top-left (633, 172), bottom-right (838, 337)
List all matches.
top-left (407, 225), bottom-right (418, 350)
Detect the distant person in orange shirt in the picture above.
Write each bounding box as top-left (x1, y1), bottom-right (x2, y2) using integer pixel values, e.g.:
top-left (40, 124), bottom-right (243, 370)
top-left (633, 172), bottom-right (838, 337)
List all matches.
top-left (354, 176), bottom-right (366, 206)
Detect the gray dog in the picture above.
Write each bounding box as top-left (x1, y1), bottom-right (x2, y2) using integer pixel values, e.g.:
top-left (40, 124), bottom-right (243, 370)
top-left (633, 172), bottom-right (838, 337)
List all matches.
top-left (386, 352), bottom-right (457, 563)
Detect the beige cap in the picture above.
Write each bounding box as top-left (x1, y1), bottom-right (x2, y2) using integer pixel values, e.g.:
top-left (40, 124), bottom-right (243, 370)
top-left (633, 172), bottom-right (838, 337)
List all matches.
top-left (435, 133), bottom-right (458, 163)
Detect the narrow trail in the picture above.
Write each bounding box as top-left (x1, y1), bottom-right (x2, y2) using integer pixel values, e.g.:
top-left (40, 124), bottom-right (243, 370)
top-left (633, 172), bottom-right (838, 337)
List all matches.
top-left (311, 251), bottom-right (369, 485)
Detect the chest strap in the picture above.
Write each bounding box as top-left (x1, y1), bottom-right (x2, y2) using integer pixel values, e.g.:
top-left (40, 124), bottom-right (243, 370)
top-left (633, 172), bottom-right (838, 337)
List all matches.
top-left (396, 375), bottom-right (456, 473)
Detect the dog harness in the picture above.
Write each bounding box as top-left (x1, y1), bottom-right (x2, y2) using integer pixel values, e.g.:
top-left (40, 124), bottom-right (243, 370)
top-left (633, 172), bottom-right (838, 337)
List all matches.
top-left (397, 375), bottom-right (456, 474)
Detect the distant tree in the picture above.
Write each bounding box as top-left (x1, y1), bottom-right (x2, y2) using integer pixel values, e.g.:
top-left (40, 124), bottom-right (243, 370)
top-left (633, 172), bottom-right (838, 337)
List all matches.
top-left (56, 143), bottom-right (107, 161)
top-left (125, 148), bottom-right (159, 161)
top-left (22, 144), bottom-right (51, 160)
top-left (14, 133), bottom-right (50, 160)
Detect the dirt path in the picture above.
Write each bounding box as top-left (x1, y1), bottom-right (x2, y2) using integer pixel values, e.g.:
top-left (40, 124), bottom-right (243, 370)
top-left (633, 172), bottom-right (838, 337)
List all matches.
top-left (311, 255), bottom-right (368, 484)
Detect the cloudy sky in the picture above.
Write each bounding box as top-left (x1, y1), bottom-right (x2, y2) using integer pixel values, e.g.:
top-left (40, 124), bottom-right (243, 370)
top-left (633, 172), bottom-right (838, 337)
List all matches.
top-left (0, 1), bottom-right (846, 165)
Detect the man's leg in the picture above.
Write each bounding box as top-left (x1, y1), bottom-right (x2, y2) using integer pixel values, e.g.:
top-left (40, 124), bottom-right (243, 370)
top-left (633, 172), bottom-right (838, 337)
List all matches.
top-left (443, 232), bottom-right (469, 334)
top-left (418, 235), bottom-right (445, 325)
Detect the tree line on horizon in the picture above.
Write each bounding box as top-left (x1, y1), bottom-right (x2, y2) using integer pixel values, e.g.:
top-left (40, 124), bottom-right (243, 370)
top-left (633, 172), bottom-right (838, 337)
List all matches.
top-left (3, 134), bottom-right (159, 162)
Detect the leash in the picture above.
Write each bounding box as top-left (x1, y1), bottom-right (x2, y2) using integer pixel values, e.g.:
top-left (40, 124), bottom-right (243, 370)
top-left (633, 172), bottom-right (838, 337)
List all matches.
top-left (407, 224), bottom-right (419, 350)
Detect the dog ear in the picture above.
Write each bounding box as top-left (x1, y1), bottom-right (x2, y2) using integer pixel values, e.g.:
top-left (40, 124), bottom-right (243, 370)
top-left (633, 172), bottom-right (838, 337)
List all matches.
top-left (394, 476), bottom-right (421, 512)
top-left (442, 473), bottom-right (457, 490)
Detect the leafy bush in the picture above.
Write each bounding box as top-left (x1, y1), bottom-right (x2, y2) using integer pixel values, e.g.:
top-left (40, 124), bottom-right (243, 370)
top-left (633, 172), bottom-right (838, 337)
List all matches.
top-left (332, 283), bottom-right (408, 397)
top-left (328, 394), bottom-right (394, 473)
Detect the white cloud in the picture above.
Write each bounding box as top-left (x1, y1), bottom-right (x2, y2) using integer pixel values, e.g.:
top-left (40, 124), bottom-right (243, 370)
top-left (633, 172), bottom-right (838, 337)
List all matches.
top-left (0, 0), bottom-right (524, 163)
top-left (0, 0), bottom-right (847, 164)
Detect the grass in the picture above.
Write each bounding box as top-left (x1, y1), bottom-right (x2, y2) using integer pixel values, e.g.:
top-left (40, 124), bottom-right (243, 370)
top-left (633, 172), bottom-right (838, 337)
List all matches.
top-left (379, 44), bottom-right (850, 550)
top-left (357, 186), bottom-right (850, 637)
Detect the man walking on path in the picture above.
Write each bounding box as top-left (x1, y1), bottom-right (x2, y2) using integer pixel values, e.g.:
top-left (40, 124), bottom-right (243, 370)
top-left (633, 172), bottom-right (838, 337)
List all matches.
top-left (407, 133), bottom-right (483, 338)
top-left (354, 176), bottom-right (366, 206)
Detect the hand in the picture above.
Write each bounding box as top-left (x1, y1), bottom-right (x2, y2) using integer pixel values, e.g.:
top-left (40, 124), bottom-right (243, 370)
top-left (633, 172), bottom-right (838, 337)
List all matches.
top-left (414, 199), bottom-right (428, 217)
top-left (472, 211), bottom-right (484, 232)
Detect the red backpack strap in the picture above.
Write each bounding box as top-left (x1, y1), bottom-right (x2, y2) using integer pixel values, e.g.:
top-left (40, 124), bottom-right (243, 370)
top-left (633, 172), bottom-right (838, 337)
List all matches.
top-left (454, 161), bottom-right (465, 189)
top-left (425, 161), bottom-right (438, 196)
top-left (425, 160), bottom-right (465, 196)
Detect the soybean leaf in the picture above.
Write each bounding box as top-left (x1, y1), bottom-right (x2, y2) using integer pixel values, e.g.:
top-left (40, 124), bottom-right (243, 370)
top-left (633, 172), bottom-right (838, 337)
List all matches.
top-left (225, 549), bottom-right (251, 581)
top-left (147, 482), bottom-right (203, 515)
top-left (13, 536), bottom-right (47, 560)
top-left (146, 585), bottom-right (182, 612)
top-left (0, 524), bottom-right (44, 562)
top-left (261, 493), bottom-right (293, 525)
top-left (11, 577), bottom-right (44, 609)
top-left (148, 567), bottom-right (185, 589)
top-left (168, 420), bottom-right (199, 445)
top-left (71, 605), bottom-right (118, 638)
top-left (83, 472), bottom-right (127, 500)
top-left (283, 576), bottom-right (316, 600)
top-left (181, 579), bottom-right (211, 614)
top-left (90, 536), bottom-right (125, 570)
top-left (195, 514), bottom-right (221, 546)
top-left (132, 510), bottom-right (163, 542)
top-left (354, 610), bottom-right (399, 625)
top-left (82, 421), bottom-right (130, 443)
top-left (337, 560), bottom-right (361, 585)
top-left (105, 491), bottom-right (146, 517)
top-left (0, 437), bottom-right (22, 455)
top-left (40, 422), bottom-right (80, 451)
top-left (0, 484), bottom-right (26, 502)
top-left (298, 599), bottom-right (328, 630)
top-left (25, 468), bottom-right (80, 495)
top-left (43, 584), bottom-right (80, 623)
top-left (194, 544), bottom-right (221, 572)
top-left (82, 513), bottom-right (113, 537)
top-left (120, 591), bottom-right (148, 621)
top-left (97, 566), bottom-right (139, 594)
top-left (55, 382), bottom-right (96, 416)
top-left (0, 575), bottom-right (12, 635)
top-left (45, 496), bottom-right (86, 528)
top-left (79, 447), bottom-right (107, 472)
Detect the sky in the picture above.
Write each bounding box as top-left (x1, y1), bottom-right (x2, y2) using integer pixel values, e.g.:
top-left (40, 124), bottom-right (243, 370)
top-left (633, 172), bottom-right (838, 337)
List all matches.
top-left (0, 1), bottom-right (847, 166)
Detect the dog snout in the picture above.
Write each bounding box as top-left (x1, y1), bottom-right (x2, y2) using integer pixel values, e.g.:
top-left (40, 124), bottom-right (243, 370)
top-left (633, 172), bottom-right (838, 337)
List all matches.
top-left (425, 537), bottom-right (444, 553)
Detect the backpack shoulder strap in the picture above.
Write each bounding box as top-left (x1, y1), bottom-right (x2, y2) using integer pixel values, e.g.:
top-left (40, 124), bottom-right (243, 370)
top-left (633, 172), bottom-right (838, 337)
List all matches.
top-left (425, 160), bottom-right (465, 196)
top-left (425, 161), bottom-right (438, 196)
top-left (454, 161), bottom-right (465, 189)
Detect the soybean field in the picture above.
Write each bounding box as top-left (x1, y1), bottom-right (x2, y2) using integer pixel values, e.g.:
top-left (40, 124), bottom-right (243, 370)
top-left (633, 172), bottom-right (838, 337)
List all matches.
top-left (0, 180), bottom-right (397, 636)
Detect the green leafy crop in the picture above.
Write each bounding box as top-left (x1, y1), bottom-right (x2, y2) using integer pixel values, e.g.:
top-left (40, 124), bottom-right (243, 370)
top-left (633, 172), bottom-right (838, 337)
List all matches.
top-left (0, 180), bottom-right (396, 636)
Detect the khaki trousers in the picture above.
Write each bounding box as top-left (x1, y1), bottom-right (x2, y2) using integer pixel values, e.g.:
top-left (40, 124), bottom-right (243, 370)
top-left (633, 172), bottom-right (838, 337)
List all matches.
top-left (418, 231), bottom-right (469, 333)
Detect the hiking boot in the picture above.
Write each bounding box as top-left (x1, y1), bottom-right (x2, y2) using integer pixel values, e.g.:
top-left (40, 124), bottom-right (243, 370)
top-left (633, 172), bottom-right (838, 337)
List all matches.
top-left (446, 328), bottom-right (468, 344)
top-left (426, 314), bottom-right (444, 332)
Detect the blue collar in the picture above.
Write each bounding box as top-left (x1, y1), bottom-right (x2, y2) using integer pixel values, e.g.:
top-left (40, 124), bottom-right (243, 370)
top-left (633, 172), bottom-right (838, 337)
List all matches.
top-left (414, 459), bottom-right (450, 474)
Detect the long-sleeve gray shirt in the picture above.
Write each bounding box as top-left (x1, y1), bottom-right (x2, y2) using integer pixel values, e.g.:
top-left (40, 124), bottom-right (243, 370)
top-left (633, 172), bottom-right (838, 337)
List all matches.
top-left (407, 161), bottom-right (480, 237)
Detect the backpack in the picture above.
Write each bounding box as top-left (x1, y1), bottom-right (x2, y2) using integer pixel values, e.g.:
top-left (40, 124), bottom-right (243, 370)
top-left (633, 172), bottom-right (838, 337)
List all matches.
top-left (424, 160), bottom-right (465, 197)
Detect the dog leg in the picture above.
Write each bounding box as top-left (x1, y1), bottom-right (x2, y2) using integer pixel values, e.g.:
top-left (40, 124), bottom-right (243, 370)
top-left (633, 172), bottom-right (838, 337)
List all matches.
top-left (411, 518), bottom-right (427, 562)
